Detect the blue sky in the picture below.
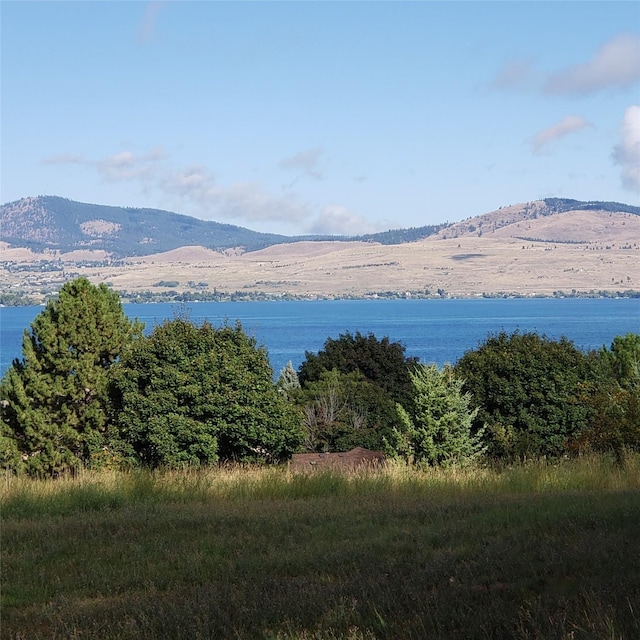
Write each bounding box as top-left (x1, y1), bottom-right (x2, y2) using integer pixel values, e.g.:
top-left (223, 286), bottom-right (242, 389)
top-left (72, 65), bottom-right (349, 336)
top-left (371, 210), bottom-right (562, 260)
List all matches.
top-left (2, 1), bottom-right (639, 236)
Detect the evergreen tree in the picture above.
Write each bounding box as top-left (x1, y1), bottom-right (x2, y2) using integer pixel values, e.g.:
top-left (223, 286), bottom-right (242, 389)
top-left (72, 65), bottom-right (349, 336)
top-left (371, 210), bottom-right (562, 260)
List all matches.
top-left (0, 278), bottom-right (143, 475)
top-left (276, 361), bottom-right (301, 400)
top-left (388, 364), bottom-right (483, 466)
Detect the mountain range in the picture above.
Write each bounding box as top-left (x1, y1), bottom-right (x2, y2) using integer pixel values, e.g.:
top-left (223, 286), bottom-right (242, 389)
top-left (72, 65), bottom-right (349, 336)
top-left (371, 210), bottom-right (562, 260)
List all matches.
top-left (0, 196), bottom-right (447, 257)
top-left (1, 196), bottom-right (639, 300)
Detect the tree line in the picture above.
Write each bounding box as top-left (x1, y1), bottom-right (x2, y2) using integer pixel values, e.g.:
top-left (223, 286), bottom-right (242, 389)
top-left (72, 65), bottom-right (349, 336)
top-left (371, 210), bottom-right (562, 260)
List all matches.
top-left (1, 278), bottom-right (638, 476)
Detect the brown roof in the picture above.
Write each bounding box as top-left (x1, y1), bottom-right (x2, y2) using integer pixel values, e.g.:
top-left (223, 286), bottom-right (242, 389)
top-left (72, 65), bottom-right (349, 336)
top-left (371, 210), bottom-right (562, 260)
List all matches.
top-left (289, 447), bottom-right (386, 471)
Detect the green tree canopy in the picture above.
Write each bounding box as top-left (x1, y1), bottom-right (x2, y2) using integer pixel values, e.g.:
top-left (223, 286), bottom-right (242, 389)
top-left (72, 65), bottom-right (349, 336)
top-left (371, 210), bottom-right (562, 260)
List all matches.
top-left (0, 277), bottom-right (143, 475)
top-left (454, 331), bottom-right (598, 460)
top-left (109, 318), bottom-right (303, 467)
top-left (298, 331), bottom-right (418, 408)
top-left (293, 368), bottom-right (403, 453)
top-left (571, 333), bottom-right (640, 460)
top-left (388, 364), bottom-right (483, 466)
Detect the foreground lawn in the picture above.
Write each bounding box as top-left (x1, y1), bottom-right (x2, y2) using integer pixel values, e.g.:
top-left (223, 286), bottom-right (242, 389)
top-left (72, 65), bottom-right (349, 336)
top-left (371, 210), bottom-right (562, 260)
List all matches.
top-left (2, 458), bottom-right (640, 639)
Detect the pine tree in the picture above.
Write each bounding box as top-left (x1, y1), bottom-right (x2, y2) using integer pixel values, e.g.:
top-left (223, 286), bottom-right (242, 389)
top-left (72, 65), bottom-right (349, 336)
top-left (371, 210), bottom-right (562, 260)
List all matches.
top-left (0, 278), bottom-right (143, 475)
top-left (388, 364), bottom-right (483, 466)
top-left (276, 361), bottom-right (301, 399)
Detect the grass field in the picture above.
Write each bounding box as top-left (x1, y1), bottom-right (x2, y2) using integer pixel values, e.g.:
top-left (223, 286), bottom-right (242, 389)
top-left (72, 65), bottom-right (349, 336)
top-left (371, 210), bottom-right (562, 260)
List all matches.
top-left (2, 457), bottom-right (640, 639)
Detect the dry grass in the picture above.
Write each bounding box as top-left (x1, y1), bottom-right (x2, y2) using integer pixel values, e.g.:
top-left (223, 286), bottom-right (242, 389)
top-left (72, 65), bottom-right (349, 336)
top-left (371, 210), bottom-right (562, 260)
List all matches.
top-left (2, 208), bottom-right (639, 300)
top-left (2, 457), bottom-right (640, 639)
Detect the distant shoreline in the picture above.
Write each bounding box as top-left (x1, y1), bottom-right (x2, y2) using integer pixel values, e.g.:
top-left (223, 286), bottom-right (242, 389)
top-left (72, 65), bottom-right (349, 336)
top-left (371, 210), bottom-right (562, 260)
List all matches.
top-left (2, 288), bottom-right (640, 307)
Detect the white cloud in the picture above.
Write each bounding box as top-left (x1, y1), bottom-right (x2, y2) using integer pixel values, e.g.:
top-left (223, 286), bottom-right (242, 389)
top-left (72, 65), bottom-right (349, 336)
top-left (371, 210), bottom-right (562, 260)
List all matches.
top-left (159, 164), bottom-right (217, 197)
top-left (42, 148), bottom-right (165, 182)
top-left (44, 148), bottom-right (313, 226)
top-left (279, 147), bottom-right (324, 180)
top-left (220, 183), bottom-right (309, 222)
top-left (544, 33), bottom-right (640, 95)
top-left (613, 105), bottom-right (640, 192)
top-left (42, 153), bottom-right (86, 165)
top-left (157, 166), bottom-right (309, 223)
top-left (307, 205), bottom-right (380, 236)
top-left (96, 150), bottom-right (160, 182)
top-left (531, 115), bottom-right (591, 155)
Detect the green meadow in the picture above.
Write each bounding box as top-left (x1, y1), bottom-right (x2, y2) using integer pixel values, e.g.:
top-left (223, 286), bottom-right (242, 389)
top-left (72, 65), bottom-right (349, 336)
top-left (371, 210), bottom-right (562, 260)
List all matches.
top-left (2, 457), bottom-right (640, 640)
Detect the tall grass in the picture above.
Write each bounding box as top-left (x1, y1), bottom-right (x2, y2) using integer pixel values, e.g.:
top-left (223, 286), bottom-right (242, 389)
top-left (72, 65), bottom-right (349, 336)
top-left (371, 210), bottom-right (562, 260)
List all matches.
top-left (2, 455), bottom-right (640, 639)
top-left (3, 454), bottom-right (639, 519)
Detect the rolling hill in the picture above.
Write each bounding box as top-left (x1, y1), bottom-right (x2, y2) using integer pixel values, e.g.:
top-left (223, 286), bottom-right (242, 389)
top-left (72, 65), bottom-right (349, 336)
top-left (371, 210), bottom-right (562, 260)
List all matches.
top-left (1, 196), bottom-right (639, 301)
top-left (0, 196), bottom-right (446, 258)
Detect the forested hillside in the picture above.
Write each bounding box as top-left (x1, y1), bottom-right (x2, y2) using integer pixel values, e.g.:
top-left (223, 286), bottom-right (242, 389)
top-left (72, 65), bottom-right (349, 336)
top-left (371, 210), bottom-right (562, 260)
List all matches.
top-left (5, 195), bottom-right (636, 259)
top-left (0, 196), bottom-right (290, 256)
top-left (0, 196), bottom-right (447, 257)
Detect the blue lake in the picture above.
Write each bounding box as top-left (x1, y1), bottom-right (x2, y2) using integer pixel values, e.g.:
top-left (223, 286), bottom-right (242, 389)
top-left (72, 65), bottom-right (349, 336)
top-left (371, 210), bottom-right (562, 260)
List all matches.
top-left (1, 298), bottom-right (638, 377)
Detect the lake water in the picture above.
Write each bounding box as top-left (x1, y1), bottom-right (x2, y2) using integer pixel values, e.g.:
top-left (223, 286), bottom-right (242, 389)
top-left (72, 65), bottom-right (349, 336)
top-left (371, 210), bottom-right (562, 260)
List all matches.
top-left (1, 298), bottom-right (638, 377)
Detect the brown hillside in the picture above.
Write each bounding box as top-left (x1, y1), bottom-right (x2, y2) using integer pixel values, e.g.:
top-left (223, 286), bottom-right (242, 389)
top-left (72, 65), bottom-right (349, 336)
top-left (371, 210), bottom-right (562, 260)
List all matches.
top-left (2, 205), bottom-right (639, 300)
top-left (131, 246), bottom-right (229, 264)
top-left (487, 210), bottom-right (640, 244)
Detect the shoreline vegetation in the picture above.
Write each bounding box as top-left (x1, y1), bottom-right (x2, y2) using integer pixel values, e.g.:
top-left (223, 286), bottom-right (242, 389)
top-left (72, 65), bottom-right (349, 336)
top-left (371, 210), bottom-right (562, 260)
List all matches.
top-left (2, 287), bottom-right (640, 307)
top-left (2, 456), bottom-right (640, 639)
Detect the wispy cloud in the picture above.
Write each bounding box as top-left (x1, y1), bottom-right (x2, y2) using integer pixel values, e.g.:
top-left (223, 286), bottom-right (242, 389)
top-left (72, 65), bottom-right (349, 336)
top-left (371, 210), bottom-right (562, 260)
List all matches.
top-left (279, 147), bottom-right (324, 181)
top-left (613, 105), bottom-right (640, 192)
top-left (42, 153), bottom-right (86, 165)
top-left (307, 205), bottom-right (382, 236)
top-left (43, 148), bottom-right (312, 226)
top-left (218, 183), bottom-right (309, 223)
top-left (159, 165), bottom-right (309, 223)
top-left (42, 148), bottom-right (165, 181)
top-left (137, 1), bottom-right (166, 44)
top-left (531, 116), bottom-right (592, 155)
top-left (97, 148), bottom-right (165, 181)
top-left (544, 33), bottom-right (640, 95)
top-left (489, 58), bottom-right (535, 90)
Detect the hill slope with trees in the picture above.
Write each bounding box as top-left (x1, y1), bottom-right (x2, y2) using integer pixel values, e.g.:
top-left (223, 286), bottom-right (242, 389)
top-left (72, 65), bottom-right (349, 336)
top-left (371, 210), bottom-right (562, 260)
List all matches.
top-left (2, 196), bottom-right (639, 300)
top-left (0, 196), bottom-right (447, 257)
